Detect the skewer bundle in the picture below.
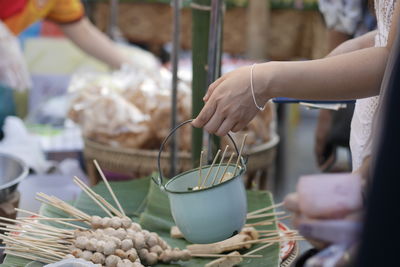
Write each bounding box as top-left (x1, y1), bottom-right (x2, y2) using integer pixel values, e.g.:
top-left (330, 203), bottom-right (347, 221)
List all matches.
top-left (194, 135), bottom-right (248, 190)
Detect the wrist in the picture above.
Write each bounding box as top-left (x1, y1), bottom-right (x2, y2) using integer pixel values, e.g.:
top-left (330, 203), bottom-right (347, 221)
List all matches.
top-left (256, 61), bottom-right (281, 101)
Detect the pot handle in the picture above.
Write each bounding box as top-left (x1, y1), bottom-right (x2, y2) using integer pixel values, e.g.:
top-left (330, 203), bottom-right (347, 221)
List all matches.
top-left (153, 119), bottom-right (246, 188)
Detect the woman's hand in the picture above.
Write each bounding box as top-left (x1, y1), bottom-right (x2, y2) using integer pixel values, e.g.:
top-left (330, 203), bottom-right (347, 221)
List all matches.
top-left (192, 65), bottom-right (271, 136)
top-left (284, 173), bottom-right (363, 248)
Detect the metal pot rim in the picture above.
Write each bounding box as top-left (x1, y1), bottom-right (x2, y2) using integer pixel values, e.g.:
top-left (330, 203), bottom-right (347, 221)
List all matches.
top-left (164, 163), bottom-right (246, 194)
top-left (0, 152), bottom-right (28, 190)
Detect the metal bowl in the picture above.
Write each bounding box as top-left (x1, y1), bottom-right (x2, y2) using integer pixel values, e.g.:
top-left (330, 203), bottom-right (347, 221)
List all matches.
top-left (0, 153), bottom-right (28, 202)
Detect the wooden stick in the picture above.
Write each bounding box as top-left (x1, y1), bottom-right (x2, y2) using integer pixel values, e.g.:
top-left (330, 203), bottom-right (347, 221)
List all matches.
top-left (0, 219), bottom-right (74, 235)
top-left (4, 245), bottom-right (64, 260)
top-left (244, 221), bottom-right (273, 227)
top-left (257, 229), bottom-right (297, 234)
top-left (2, 242), bottom-right (67, 258)
top-left (0, 233), bottom-right (66, 257)
top-left (93, 159), bottom-right (126, 216)
top-left (218, 152), bottom-right (235, 184)
top-left (245, 215), bottom-right (292, 227)
top-left (36, 193), bottom-right (91, 221)
top-left (4, 251), bottom-right (57, 263)
top-left (258, 232), bottom-right (281, 239)
top-left (201, 149), bottom-right (221, 188)
top-left (245, 242), bottom-right (274, 255)
top-left (246, 211), bottom-right (286, 220)
top-left (4, 247), bottom-right (64, 260)
top-left (233, 134), bottom-right (247, 176)
top-left (0, 227), bottom-right (72, 241)
top-left (211, 145), bottom-right (229, 186)
top-left (197, 150), bottom-right (204, 188)
top-left (0, 226), bottom-right (72, 239)
top-left (5, 236), bottom-right (71, 247)
top-left (15, 208), bottom-right (88, 230)
top-left (192, 253), bottom-right (262, 258)
top-left (73, 177), bottom-right (113, 217)
top-left (247, 202), bottom-right (284, 216)
top-left (17, 217), bottom-right (83, 221)
top-left (222, 236), bottom-right (304, 249)
top-left (73, 176), bottom-right (123, 217)
top-left (19, 220), bottom-right (74, 234)
top-left (0, 216), bottom-right (72, 234)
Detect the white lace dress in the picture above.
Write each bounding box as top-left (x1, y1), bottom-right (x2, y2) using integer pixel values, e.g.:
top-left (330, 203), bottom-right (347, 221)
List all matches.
top-left (350, 0), bottom-right (396, 170)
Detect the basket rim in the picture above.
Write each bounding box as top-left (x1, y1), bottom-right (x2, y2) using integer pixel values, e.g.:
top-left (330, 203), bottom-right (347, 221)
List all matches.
top-left (84, 132), bottom-right (279, 157)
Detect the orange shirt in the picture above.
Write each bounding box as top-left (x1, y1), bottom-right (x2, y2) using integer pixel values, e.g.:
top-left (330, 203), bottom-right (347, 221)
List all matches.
top-left (0, 0), bottom-right (84, 35)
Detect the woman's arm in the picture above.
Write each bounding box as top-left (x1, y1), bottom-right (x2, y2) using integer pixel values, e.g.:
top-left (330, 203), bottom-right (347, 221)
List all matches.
top-left (327, 30), bottom-right (377, 57)
top-left (192, 4), bottom-right (399, 136)
top-left (60, 18), bottom-right (127, 69)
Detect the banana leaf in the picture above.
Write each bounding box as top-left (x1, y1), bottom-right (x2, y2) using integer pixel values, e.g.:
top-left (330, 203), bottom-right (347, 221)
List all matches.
top-left (1, 177), bottom-right (279, 266)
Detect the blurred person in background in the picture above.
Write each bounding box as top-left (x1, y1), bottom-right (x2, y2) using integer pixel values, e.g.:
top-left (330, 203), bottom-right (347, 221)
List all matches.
top-left (315, 0), bottom-right (376, 172)
top-left (0, 0), bottom-right (131, 138)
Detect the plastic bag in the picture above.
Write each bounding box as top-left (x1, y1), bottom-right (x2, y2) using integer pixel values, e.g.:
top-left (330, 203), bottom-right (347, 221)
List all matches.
top-left (68, 64), bottom-right (192, 150)
top-left (44, 258), bottom-right (99, 267)
top-left (0, 116), bottom-right (55, 174)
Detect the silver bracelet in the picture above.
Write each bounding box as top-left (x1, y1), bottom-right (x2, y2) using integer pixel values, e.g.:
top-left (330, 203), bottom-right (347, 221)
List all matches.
top-left (250, 64), bottom-right (265, 111)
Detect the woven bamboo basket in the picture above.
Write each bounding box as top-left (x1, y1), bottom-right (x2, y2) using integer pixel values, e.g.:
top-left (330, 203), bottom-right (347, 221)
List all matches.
top-left (83, 133), bottom-right (279, 185)
top-left (91, 2), bottom-right (328, 59)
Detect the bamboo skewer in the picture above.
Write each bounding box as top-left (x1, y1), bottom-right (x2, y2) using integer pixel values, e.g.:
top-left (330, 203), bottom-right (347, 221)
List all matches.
top-left (233, 134), bottom-right (247, 176)
top-left (0, 233), bottom-right (66, 257)
top-left (15, 208), bottom-right (88, 230)
top-left (211, 145), bottom-right (229, 186)
top-left (0, 227), bottom-right (72, 241)
top-left (36, 193), bottom-right (91, 221)
top-left (0, 217), bottom-right (74, 235)
top-left (246, 211), bottom-right (286, 220)
top-left (93, 159), bottom-right (126, 216)
top-left (73, 177), bottom-right (113, 217)
top-left (197, 150), bottom-right (204, 188)
top-left (218, 152), bottom-right (235, 184)
top-left (17, 217), bottom-right (83, 221)
top-left (221, 236), bottom-right (304, 249)
top-left (73, 176), bottom-right (123, 217)
top-left (245, 242), bottom-right (274, 255)
top-left (247, 202), bottom-right (284, 216)
top-left (3, 245), bottom-right (65, 259)
top-left (192, 253), bottom-right (262, 258)
top-left (201, 149), bottom-right (221, 188)
top-left (0, 226), bottom-right (73, 239)
top-left (18, 219), bottom-right (74, 234)
top-left (257, 229), bottom-right (298, 234)
top-left (4, 251), bottom-right (58, 263)
top-left (245, 215), bottom-right (292, 227)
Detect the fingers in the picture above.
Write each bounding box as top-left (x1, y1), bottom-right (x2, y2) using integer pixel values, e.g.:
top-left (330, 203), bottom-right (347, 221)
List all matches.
top-left (192, 99), bottom-right (217, 128)
top-left (203, 76), bottom-right (225, 102)
top-left (231, 122), bottom-right (246, 133)
top-left (215, 118), bottom-right (236, 136)
top-left (203, 110), bottom-right (225, 134)
top-left (283, 193), bottom-right (300, 213)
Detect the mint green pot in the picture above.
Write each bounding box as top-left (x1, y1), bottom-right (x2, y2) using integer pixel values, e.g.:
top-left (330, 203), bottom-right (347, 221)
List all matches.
top-left (153, 119), bottom-right (247, 244)
top-left (163, 164), bottom-right (247, 244)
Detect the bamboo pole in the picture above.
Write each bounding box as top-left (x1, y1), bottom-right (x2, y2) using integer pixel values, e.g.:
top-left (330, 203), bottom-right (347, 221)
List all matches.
top-left (191, 0), bottom-right (211, 167)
